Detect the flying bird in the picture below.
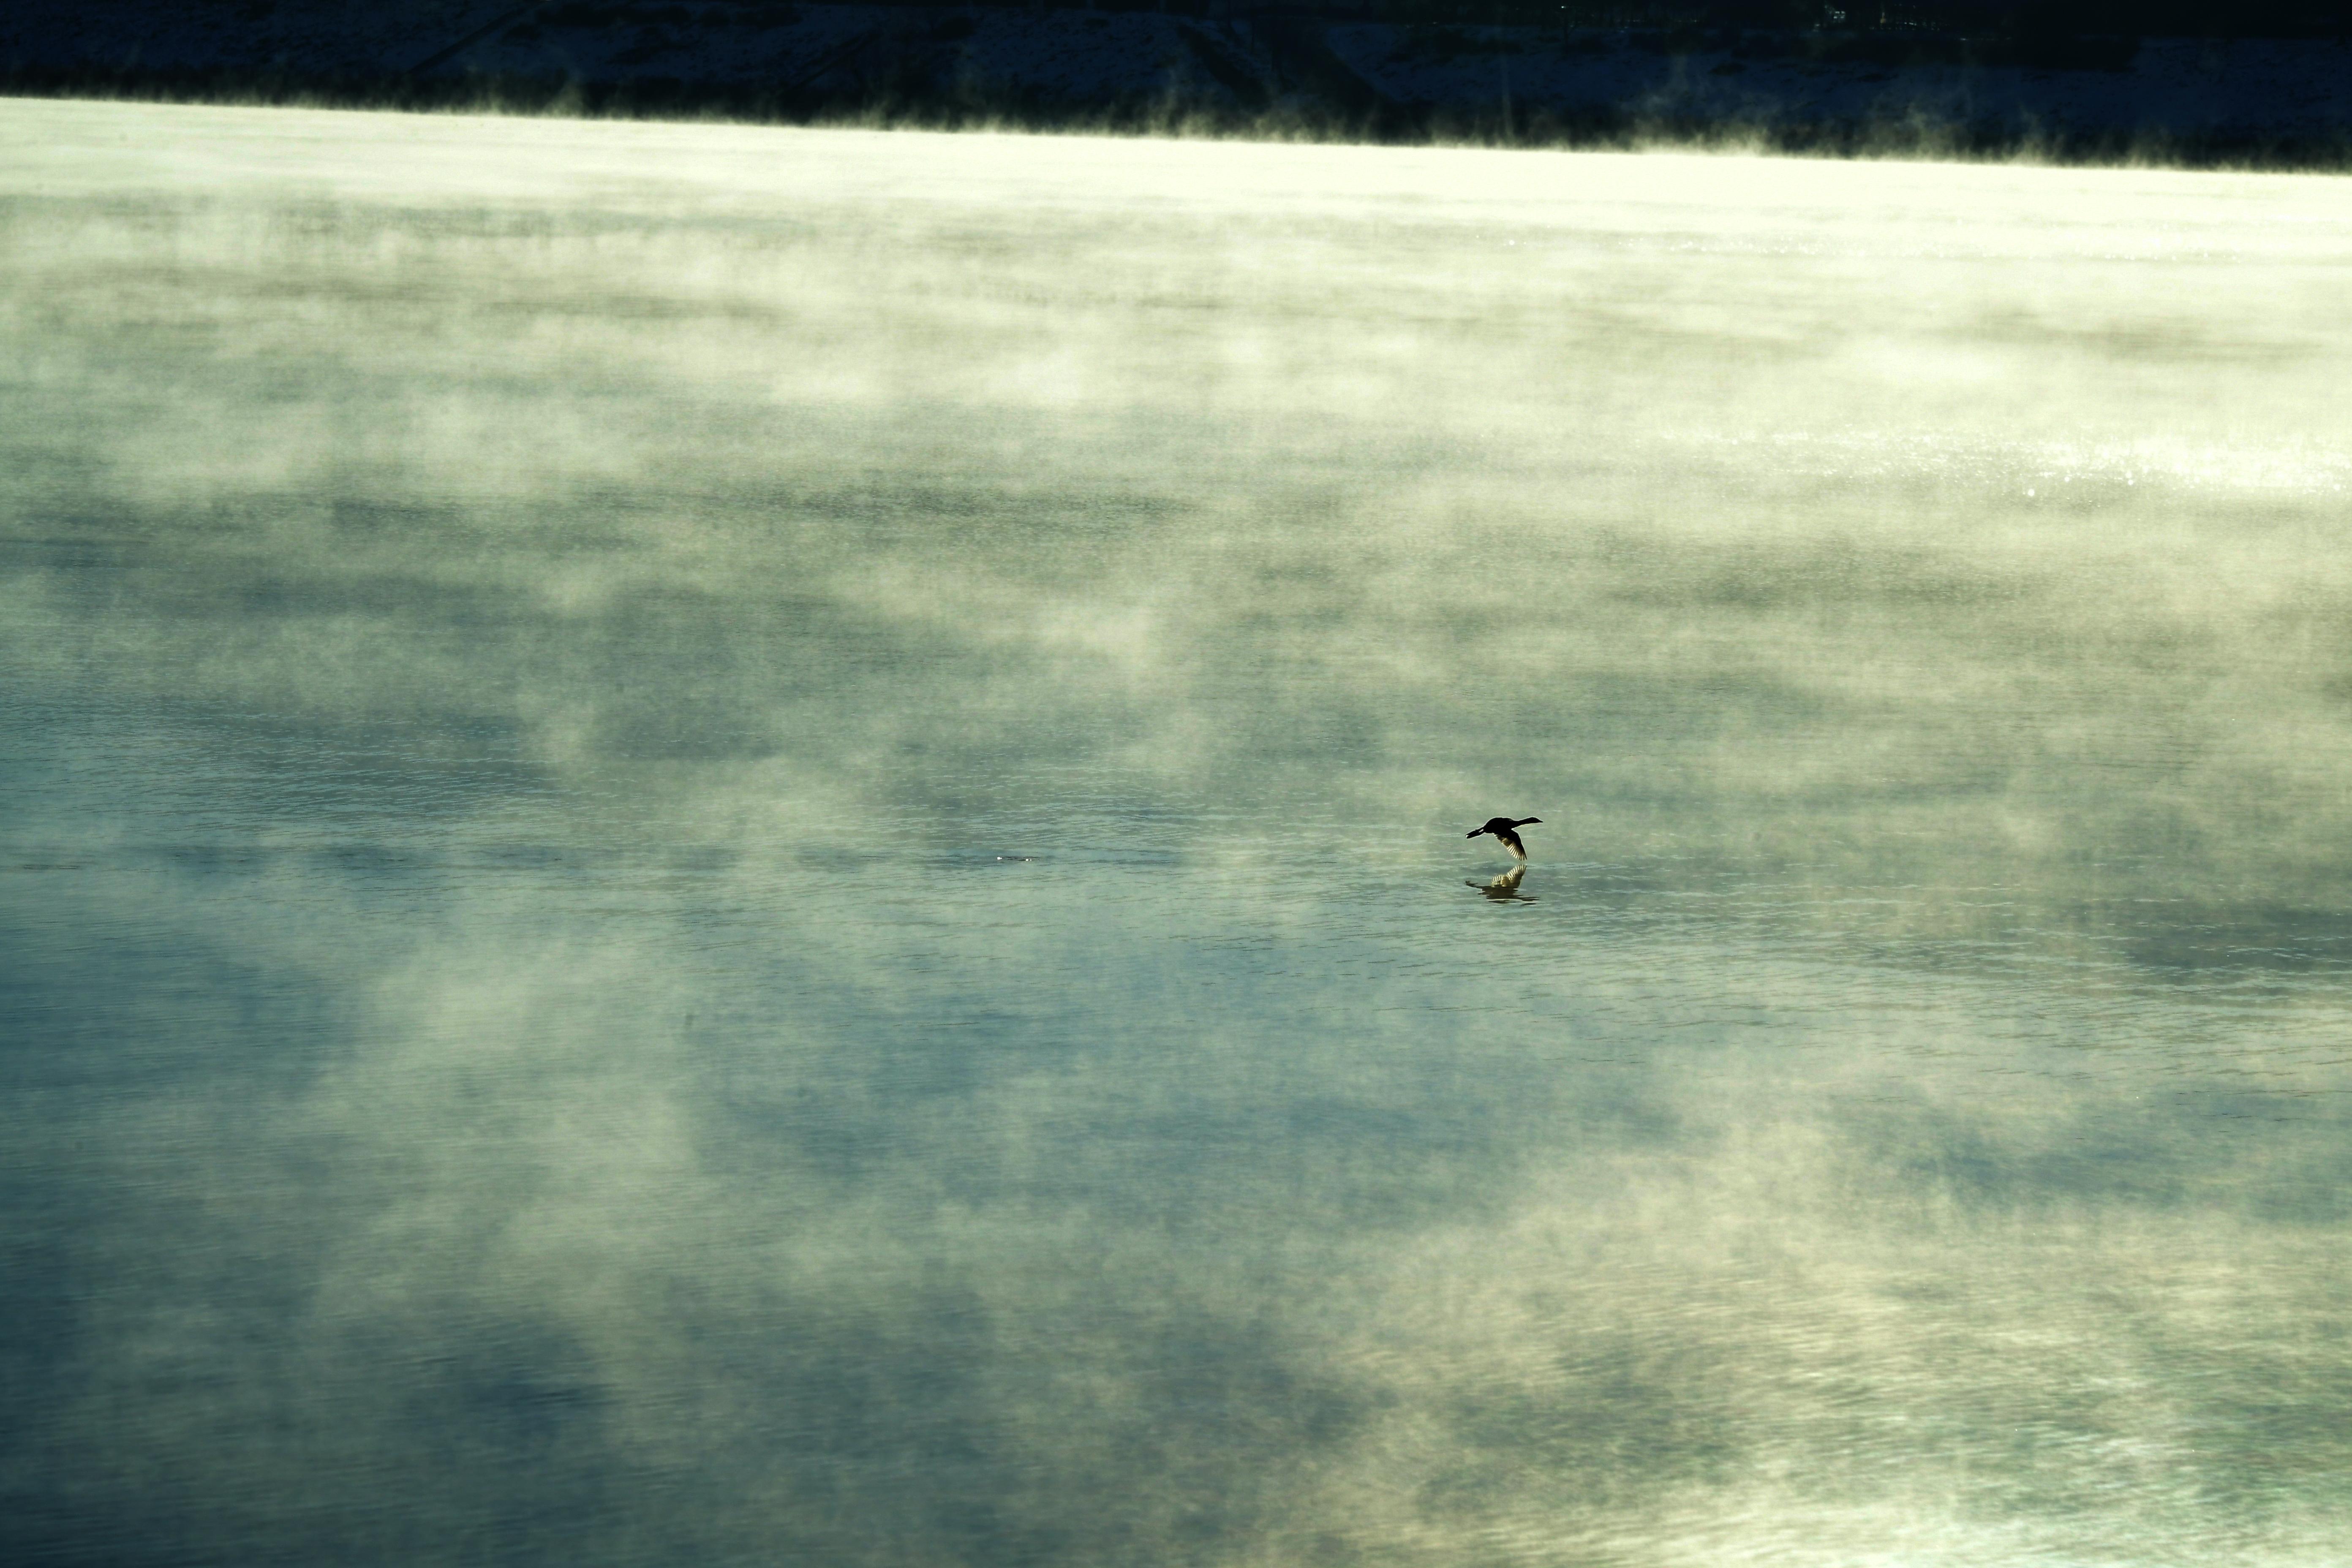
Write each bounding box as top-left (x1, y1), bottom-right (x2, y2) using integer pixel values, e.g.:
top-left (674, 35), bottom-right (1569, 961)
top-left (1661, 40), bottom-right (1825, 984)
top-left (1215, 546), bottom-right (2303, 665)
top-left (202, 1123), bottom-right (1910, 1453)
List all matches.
top-left (1468, 816), bottom-right (1541, 860)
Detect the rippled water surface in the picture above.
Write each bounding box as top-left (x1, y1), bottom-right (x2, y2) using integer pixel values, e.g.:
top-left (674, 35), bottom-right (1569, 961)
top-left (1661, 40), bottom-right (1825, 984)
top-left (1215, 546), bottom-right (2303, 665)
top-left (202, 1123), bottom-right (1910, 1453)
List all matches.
top-left (5, 98), bottom-right (2352, 1565)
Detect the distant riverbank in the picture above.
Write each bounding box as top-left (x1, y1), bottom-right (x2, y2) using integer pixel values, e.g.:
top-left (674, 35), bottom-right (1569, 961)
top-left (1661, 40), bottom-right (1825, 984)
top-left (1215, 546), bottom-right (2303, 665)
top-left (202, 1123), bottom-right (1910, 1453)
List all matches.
top-left (6, 0), bottom-right (2348, 166)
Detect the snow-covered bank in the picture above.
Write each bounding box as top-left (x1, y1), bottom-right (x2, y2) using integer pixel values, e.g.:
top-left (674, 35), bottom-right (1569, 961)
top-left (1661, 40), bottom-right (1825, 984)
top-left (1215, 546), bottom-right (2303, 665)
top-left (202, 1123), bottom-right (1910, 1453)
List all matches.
top-left (5, 1), bottom-right (2347, 163)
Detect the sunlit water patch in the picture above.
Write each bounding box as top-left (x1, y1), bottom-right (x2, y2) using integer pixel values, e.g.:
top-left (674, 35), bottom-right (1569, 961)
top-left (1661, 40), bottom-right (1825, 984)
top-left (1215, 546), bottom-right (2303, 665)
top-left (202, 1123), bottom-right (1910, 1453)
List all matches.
top-left (4, 99), bottom-right (2352, 1566)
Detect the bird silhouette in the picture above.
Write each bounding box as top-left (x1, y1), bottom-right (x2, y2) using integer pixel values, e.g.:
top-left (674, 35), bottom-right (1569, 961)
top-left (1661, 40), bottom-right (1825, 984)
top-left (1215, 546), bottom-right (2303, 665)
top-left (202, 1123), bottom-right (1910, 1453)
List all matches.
top-left (1468, 816), bottom-right (1541, 860)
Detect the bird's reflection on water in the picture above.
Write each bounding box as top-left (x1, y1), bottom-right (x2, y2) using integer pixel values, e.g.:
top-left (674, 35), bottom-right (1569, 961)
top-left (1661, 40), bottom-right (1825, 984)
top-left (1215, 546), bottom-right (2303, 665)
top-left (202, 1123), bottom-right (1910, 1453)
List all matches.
top-left (1468, 864), bottom-right (1536, 902)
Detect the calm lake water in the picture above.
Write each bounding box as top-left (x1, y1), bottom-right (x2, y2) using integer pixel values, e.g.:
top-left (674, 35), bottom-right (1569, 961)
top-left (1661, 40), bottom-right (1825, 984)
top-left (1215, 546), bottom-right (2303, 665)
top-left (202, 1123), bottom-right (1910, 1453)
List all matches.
top-left (5, 98), bottom-right (2351, 1566)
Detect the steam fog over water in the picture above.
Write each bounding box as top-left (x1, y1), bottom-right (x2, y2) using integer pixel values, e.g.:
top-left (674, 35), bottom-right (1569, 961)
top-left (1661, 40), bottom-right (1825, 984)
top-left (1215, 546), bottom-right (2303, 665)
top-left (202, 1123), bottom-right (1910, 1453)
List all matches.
top-left (6, 98), bottom-right (2352, 1564)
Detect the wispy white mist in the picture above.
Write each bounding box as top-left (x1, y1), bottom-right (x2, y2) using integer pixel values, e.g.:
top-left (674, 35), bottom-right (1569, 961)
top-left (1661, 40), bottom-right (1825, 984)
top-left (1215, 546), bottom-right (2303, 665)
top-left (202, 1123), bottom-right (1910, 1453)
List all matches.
top-left (4, 100), bottom-right (2350, 1566)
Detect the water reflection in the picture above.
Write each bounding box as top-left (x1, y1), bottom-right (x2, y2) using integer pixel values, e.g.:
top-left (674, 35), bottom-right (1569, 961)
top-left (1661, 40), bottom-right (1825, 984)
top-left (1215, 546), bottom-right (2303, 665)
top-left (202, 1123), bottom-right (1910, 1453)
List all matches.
top-left (3, 99), bottom-right (2352, 1568)
top-left (1468, 864), bottom-right (1537, 901)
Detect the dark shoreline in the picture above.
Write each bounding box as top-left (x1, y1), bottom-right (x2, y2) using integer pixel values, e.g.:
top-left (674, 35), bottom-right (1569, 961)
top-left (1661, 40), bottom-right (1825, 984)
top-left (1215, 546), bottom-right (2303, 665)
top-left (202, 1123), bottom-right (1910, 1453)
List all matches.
top-left (6, 3), bottom-right (2349, 172)
top-left (10, 70), bottom-right (2347, 172)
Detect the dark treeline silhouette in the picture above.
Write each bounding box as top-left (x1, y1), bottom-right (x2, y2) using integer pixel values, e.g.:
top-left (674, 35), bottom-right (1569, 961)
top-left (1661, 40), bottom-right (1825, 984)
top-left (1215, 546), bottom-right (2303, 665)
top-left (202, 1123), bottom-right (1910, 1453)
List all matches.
top-left (405, 0), bottom-right (2349, 31)
top-left (20, 0), bottom-right (2344, 168)
top-left (1372, 0), bottom-right (2343, 32)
